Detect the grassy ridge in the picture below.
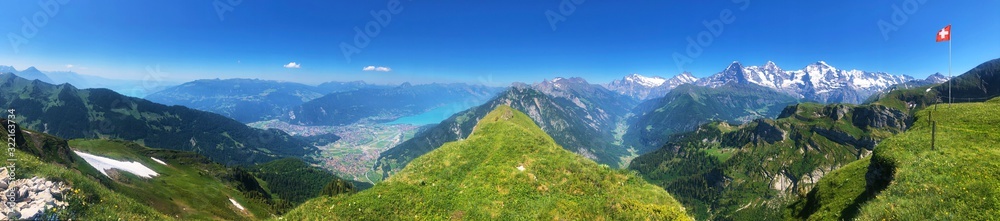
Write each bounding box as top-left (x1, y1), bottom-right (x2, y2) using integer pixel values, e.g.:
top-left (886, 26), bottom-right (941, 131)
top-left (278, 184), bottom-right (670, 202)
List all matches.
top-left (283, 106), bottom-right (690, 220)
top-left (858, 101), bottom-right (1000, 220)
top-left (789, 99), bottom-right (1000, 220)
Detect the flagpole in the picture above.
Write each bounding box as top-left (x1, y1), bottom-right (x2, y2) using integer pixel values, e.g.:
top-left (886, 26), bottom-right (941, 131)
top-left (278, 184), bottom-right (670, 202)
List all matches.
top-left (949, 30), bottom-right (952, 106)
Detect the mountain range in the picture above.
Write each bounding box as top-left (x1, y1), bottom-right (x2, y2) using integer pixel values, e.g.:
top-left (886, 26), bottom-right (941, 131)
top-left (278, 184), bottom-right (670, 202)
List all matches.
top-left (0, 73), bottom-right (314, 165)
top-left (0, 66), bottom-right (179, 97)
top-left (603, 61), bottom-right (946, 104)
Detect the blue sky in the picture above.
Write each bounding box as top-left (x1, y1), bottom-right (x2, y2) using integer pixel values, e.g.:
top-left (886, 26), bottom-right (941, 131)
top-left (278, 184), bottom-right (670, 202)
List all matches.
top-left (1, 1), bottom-right (998, 85)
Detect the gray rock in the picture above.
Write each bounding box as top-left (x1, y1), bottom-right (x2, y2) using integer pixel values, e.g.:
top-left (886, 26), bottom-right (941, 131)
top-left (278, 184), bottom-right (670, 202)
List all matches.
top-left (20, 204), bottom-right (42, 219)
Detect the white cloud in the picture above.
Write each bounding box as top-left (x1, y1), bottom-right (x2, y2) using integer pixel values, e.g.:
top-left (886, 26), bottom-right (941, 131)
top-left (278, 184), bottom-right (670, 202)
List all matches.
top-left (66, 64), bottom-right (74, 68)
top-left (283, 62), bottom-right (301, 69)
top-left (363, 66), bottom-right (392, 72)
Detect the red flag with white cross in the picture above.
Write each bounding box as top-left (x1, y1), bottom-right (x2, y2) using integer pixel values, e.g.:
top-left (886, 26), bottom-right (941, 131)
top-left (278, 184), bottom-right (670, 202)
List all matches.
top-left (936, 25), bottom-right (951, 42)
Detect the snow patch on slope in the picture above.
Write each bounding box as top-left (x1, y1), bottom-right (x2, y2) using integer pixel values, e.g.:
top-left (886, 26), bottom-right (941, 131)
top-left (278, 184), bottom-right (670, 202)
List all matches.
top-left (150, 157), bottom-right (168, 165)
top-left (230, 198), bottom-right (246, 211)
top-left (75, 151), bottom-right (159, 178)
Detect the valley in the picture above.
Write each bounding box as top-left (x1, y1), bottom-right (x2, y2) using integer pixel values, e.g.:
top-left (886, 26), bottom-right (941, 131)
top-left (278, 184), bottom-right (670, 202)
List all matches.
top-left (248, 120), bottom-right (422, 183)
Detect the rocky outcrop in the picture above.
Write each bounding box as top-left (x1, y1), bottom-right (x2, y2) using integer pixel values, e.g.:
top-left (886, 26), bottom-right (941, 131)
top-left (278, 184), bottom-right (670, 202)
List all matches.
top-left (771, 170), bottom-right (796, 194)
top-left (851, 105), bottom-right (910, 131)
top-left (823, 104), bottom-right (852, 121)
top-left (722, 119), bottom-right (785, 147)
top-left (0, 168), bottom-right (70, 220)
top-left (814, 128), bottom-right (879, 150)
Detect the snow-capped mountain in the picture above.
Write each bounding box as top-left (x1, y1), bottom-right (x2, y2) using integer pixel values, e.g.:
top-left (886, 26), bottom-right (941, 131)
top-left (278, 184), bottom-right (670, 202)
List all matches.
top-left (604, 73), bottom-right (698, 100)
top-left (696, 61), bottom-right (915, 104)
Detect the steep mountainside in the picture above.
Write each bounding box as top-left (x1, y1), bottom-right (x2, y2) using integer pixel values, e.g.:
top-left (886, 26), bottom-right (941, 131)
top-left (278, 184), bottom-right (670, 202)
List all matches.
top-left (0, 73), bottom-right (314, 165)
top-left (288, 83), bottom-right (502, 126)
top-left (934, 58), bottom-right (1000, 102)
top-left (146, 79), bottom-right (336, 123)
top-left (629, 102), bottom-right (909, 220)
top-left (696, 61), bottom-right (914, 104)
top-left (283, 106), bottom-right (691, 220)
top-left (376, 79), bottom-right (639, 179)
top-left (624, 83), bottom-right (799, 152)
top-left (865, 58), bottom-right (1000, 112)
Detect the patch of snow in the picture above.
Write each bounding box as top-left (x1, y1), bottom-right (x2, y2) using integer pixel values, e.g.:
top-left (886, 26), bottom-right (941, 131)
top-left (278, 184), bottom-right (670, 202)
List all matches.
top-left (516, 165), bottom-right (525, 172)
top-left (229, 198), bottom-right (245, 211)
top-left (150, 157), bottom-right (167, 165)
top-left (74, 151), bottom-right (159, 178)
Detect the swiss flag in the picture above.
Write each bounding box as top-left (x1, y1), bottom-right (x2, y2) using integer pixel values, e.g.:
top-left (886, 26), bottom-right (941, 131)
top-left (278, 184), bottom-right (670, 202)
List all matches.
top-left (936, 25), bottom-right (951, 42)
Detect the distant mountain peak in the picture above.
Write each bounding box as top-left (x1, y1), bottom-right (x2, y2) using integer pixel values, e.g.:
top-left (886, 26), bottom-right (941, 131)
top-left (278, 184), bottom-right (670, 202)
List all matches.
top-left (547, 77), bottom-right (589, 85)
top-left (763, 61), bottom-right (780, 70)
top-left (925, 72), bottom-right (950, 84)
top-left (725, 61), bottom-right (744, 72)
top-left (669, 72), bottom-right (698, 84)
top-left (624, 74), bottom-right (667, 87)
top-left (810, 61), bottom-right (834, 69)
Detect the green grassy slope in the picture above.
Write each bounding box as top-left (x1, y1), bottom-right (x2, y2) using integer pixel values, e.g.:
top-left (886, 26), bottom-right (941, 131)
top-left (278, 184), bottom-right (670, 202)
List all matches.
top-left (2, 117), bottom-right (357, 219)
top-left (788, 99), bottom-right (1000, 220)
top-left (2, 120), bottom-right (168, 220)
top-left (70, 139), bottom-right (274, 220)
top-left (283, 106), bottom-right (690, 220)
top-left (630, 102), bottom-right (907, 220)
